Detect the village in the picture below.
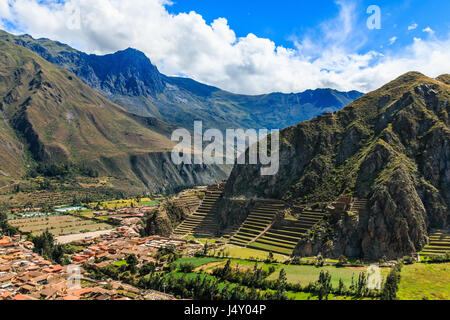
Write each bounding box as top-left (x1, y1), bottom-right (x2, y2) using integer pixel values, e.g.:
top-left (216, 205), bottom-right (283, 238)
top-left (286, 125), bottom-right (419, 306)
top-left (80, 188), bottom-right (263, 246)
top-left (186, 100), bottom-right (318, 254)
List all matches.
top-left (0, 223), bottom-right (213, 300)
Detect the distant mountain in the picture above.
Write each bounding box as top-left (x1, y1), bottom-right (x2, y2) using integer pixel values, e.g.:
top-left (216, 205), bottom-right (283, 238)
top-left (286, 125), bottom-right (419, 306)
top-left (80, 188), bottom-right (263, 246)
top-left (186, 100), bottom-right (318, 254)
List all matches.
top-left (0, 30), bottom-right (363, 131)
top-left (0, 38), bottom-right (228, 192)
top-left (222, 72), bottom-right (449, 260)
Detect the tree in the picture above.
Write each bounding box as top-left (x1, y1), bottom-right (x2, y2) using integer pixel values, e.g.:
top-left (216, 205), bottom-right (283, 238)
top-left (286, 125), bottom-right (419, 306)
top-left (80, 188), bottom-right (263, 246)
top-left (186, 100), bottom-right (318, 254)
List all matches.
top-left (337, 278), bottom-right (346, 295)
top-left (140, 262), bottom-right (156, 276)
top-left (126, 254), bottom-right (139, 274)
top-left (275, 269), bottom-right (288, 300)
top-left (337, 255), bottom-right (349, 267)
top-left (31, 230), bottom-right (68, 264)
top-left (266, 251), bottom-right (274, 263)
top-left (0, 211), bottom-right (19, 236)
top-left (203, 241), bottom-right (209, 256)
top-left (381, 263), bottom-right (402, 300)
top-left (179, 262), bottom-right (195, 273)
top-left (316, 270), bottom-right (332, 300)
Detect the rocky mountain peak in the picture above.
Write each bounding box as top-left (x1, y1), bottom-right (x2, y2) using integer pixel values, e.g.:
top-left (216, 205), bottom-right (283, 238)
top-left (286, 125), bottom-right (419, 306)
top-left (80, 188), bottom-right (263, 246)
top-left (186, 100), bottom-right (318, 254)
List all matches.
top-left (87, 47), bottom-right (166, 96)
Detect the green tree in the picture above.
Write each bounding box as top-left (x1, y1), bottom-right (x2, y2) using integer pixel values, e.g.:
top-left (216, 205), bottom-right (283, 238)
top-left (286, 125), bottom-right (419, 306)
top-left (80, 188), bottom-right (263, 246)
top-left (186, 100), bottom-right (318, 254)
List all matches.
top-left (275, 269), bottom-right (288, 300)
top-left (126, 254), bottom-right (139, 274)
top-left (203, 241), bottom-right (209, 256)
top-left (381, 263), bottom-right (402, 300)
top-left (179, 262), bottom-right (195, 273)
top-left (316, 270), bottom-right (332, 300)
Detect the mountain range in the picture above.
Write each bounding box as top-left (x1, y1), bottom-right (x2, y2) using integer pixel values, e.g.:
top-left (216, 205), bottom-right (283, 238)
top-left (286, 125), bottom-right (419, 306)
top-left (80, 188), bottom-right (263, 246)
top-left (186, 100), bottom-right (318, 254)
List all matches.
top-left (0, 30), bottom-right (363, 132)
top-left (0, 30), bottom-right (363, 193)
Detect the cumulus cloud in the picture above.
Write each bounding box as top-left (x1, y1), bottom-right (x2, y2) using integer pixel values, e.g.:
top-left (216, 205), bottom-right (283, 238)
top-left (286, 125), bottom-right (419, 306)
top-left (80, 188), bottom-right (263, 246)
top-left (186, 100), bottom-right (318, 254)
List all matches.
top-left (408, 23), bottom-right (418, 30)
top-left (0, 0), bottom-right (449, 94)
top-left (422, 27), bottom-right (435, 35)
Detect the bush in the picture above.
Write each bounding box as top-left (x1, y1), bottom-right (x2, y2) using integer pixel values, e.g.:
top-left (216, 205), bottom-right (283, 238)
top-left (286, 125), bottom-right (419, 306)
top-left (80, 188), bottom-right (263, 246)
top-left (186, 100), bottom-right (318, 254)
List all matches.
top-left (179, 262), bottom-right (195, 273)
top-left (402, 256), bottom-right (414, 265)
top-left (336, 255), bottom-right (349, 267)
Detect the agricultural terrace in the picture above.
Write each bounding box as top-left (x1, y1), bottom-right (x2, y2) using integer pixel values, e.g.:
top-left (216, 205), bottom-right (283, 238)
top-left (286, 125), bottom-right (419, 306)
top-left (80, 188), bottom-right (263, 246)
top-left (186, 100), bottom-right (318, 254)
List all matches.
top-left (8, 215), bottom-right (113, 236)
top-left (397, 262), bottom-right (450, 300)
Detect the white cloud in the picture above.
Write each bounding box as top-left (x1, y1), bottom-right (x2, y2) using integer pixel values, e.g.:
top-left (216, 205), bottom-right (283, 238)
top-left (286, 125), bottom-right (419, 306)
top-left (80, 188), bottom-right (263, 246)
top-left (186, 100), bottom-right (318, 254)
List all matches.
top-left (389, 36), bottom-right (397, 45)
top-left (408, 23), bottom-right (418, 30)
top-left (422, 27), bottom-right (435, 35)
top-left (0, 0), bottom-right (449, 95)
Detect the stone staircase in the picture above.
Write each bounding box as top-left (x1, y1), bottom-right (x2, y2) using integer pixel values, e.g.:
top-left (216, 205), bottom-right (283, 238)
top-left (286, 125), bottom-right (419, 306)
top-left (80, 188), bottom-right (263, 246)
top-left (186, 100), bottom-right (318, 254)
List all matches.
top-left (420, 230), bottom-right (450, 257)
top-left (172, 183), bottom-right (225, 237)
top-left (349, 198), bottom-right (368, 214)
top-left (248, 206), bottom-right (326, 255)
top-left (229, 200), bottom-right (285, 247)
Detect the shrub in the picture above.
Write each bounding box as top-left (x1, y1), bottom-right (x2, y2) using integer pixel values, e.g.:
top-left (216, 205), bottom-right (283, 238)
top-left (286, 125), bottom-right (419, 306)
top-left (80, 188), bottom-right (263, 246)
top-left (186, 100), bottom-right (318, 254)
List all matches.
top-left (179, 262), bottom-right (195, 273)
top-left (402, 256), bottom-right (414, 265)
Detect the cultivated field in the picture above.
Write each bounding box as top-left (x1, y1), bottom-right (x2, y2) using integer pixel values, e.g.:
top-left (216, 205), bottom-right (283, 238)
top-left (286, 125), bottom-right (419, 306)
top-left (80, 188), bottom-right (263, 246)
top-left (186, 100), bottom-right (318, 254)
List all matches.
top-left (221, 245), bottom-right (289, 262)
top-left (8, 215), bottom-right (113, 236)
top-left (397, 262), bottom-right (450, 300)
top-left (88, 198), bottom-right (158, 209)
top-left (266, 264), bottom-right (378, 288)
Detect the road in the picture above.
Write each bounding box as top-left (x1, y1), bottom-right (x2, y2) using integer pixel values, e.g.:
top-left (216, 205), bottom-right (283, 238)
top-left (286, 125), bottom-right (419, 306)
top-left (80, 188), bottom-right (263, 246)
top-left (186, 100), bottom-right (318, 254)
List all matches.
top-left (55, 229), bottom-right (114, 244)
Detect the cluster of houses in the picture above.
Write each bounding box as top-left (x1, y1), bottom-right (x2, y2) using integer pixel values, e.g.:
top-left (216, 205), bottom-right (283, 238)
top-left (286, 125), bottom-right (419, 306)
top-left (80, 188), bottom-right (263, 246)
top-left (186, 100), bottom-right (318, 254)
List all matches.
top-left (70, 227), bottom-right (191, 268)
top-left (0, 229), bottom-right (186, 300)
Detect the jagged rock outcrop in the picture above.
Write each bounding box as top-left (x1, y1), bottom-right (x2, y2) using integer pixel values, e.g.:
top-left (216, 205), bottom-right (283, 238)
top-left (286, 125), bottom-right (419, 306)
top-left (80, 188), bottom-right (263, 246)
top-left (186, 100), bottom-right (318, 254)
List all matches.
top-left (223, 72), bottom-right (450, 260)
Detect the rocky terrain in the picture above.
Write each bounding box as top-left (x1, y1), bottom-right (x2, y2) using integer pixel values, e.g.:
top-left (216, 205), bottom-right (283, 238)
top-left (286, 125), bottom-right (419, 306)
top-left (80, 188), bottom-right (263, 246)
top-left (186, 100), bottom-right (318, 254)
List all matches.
top-left (222, 72), bottom-right (449, 260)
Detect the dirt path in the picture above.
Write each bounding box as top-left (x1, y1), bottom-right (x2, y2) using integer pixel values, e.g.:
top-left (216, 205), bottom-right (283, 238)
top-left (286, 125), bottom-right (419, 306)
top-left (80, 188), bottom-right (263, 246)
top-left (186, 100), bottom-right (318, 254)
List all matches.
top-left (194, 261), bottom-right (225, 273)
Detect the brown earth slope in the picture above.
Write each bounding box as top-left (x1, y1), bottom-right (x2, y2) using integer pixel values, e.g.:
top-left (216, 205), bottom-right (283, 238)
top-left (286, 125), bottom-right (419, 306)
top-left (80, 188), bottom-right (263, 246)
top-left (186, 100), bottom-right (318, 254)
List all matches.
top-left (0, 39), bottom-right (228, 192)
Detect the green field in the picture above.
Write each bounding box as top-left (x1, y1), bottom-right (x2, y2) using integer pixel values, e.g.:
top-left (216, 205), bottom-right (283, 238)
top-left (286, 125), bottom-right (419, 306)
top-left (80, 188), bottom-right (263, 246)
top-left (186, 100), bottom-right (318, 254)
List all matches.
top-left (140, 200), bottom-right (158, 206)
top-left (267, 265), bottom-right (372, 287)
top-left (173, 257), bottom-right (224, 268)
top-left (113, 260), bottom-right (128, 267)
top-left (397, 263), bottom-right (450, 300)
top-left (221, 245), bottom-right (288, 262)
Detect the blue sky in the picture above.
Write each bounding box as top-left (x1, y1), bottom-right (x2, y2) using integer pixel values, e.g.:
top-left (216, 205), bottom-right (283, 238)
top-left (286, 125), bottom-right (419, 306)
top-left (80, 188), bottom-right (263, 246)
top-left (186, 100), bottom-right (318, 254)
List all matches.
top-left (0, 0), bottom-right (449, 94)
top-left (168, 0), bottom-right (450, 55)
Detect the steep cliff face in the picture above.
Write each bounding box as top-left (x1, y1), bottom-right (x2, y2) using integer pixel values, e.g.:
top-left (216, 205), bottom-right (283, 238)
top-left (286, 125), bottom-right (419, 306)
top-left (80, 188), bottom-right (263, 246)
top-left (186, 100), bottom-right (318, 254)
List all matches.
top-left (223, 72), bottom-right (449, 260)
top-left (0, 39), bottom-right (228, 192)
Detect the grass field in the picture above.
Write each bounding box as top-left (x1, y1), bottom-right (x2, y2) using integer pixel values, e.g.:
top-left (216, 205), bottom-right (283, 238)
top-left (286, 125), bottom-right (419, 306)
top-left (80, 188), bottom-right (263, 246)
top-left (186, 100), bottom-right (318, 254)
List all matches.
top-left (221, 245), bottom-right (289, 262)
top-left (173, 257), bottom-right (224, 268)
top-left (113, 260), bottom-right (128, 267)
top-left (397, 263), bottom-right (450, 300)
top-left (8, 215), bottom-right (112, 236)
top-left (267, 265), bottom-right (373, 288)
